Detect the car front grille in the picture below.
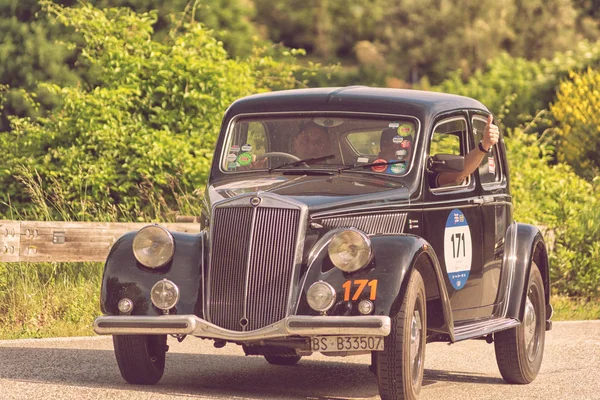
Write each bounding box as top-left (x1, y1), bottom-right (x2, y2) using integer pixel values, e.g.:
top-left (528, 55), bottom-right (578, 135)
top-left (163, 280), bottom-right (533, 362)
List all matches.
top-left (320, 212), bottom-right (407, 234)
top-left (208, 205), bottom-right (301, 331)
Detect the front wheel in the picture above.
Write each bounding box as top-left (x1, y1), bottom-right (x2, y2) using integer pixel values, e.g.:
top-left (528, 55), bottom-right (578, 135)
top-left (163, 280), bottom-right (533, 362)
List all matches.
top-left (494, 262), bottom-right (546, 383)
top-left (375, 269), bottom-right (427, 400)
top-left (113, 334), bottom-right (167, 385)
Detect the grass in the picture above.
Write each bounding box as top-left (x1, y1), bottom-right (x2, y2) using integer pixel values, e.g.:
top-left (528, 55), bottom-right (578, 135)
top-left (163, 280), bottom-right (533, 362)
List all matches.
top-left (0, 262), bottom-right (101, 340)
top-left (0, 260), bottom-right (597, 340)
top-left (551, 294), bottom-right (600, 321)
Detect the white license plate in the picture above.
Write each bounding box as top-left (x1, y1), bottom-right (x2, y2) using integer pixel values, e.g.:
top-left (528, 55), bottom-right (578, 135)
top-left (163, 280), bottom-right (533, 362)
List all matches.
top-left (310, 336), bottom-right (384, 352)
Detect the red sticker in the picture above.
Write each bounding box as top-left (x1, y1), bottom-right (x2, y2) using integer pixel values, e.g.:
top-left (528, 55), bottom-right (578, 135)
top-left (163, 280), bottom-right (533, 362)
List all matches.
top-left (372, 159), bottom-right (387, 172)
top-left (400, 140), bottom-right (412, 149)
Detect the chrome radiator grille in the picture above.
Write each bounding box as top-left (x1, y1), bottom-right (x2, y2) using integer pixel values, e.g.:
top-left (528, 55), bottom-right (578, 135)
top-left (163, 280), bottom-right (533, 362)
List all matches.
top-left (208, 205), bottom-right (300, 331)
top-left (320, 212), bottom-right (407, 234)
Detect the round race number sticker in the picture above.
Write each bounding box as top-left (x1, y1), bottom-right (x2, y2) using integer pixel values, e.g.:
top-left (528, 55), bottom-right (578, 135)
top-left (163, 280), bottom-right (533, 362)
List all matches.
top-left (443, 209), bottom-right (472, 290)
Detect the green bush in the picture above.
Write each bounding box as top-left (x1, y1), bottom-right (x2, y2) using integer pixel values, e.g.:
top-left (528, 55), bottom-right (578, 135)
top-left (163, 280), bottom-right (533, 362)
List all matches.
top-left (551, 68), bottom-right (600, 179)
top-left (434, 41), bottom-right (600, 129)
top-left (0, 2), bottom-right (310, 221)
top-left (507, 128), bottom-right (600, 298)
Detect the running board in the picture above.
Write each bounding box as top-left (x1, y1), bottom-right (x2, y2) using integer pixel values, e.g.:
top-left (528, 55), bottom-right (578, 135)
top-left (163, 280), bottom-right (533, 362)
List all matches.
top-left (453, 317), bottom-right (520, 342)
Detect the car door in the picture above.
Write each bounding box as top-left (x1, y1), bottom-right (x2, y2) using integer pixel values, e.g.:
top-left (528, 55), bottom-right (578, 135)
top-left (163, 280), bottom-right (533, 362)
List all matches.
top-left (421, 114), bottom-right (485, 323)
top-left (471, 113), bottom-right (511, 312)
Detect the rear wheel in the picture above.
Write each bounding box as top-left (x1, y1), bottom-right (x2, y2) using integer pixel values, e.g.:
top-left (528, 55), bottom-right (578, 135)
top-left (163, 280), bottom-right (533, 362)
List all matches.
top-left (494, 262), bottom-right (545, 383)
top-left (264, 354), bottom-right (302, 366)
top-left (375, 269), bottom-right (427, 400)
top-left (113, 334), bottom-right (167, 385)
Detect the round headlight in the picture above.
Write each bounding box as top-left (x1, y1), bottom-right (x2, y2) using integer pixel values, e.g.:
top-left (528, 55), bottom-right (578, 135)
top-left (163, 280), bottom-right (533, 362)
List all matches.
top-left (132, 225), bottom-right (175, 268)
top-left (150, 279), bottom-right (180, 310)
top-left (327, 229), bottom-right (372, 272)
top-left (307, 281), bottom-right (336, 312)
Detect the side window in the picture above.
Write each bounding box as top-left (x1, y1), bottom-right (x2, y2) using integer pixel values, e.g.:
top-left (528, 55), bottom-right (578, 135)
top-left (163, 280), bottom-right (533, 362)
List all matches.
top-left (472, 116), bottom-right (501, 185)
top-left (429, 117), bottom-right (469, 188)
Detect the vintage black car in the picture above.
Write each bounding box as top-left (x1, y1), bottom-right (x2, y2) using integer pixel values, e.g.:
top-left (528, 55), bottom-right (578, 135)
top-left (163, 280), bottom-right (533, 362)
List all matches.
top-left (94, 87), bottom-right (552, 400)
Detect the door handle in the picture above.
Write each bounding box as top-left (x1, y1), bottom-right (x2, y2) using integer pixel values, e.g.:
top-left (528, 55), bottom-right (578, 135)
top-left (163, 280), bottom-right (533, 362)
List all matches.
top-left (471, 196), bottom-right (495, 205)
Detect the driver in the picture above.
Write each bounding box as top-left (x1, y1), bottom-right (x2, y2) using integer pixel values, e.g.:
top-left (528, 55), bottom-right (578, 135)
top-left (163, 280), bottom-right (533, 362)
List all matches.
top-left (292, 121), bottom-right (330, 159)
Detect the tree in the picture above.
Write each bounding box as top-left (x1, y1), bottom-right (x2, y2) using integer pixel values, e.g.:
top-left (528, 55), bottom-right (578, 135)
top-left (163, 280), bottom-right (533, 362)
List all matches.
top-left (551, 68), bottom-right (600, 180)
top-left (0, 1), bottom-right (308, 220)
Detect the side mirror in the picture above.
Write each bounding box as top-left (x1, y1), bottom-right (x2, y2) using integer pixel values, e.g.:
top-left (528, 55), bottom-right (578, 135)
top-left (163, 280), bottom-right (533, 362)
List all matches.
top-left (427, 154), bottom-right (465, 173)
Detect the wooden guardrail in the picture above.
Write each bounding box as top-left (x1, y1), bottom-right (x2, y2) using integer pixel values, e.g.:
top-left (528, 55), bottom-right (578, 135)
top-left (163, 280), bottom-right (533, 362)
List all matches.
top-left (0, 220), bottom-right (201, 263)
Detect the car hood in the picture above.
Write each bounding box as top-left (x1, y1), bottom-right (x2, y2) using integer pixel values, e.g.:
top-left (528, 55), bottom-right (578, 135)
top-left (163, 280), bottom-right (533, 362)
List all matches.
top-left (207, 173), bottom-right (411, 212)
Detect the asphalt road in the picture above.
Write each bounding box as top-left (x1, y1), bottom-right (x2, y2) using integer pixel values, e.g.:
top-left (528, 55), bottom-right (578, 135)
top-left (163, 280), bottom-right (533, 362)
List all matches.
top-left (0, 320), bottom-right (598, 400)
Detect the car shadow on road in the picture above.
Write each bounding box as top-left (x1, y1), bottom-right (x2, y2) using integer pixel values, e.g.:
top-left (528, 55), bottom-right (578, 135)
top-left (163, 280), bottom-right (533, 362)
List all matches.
top-left (0, 346), bottom-right (504, 399)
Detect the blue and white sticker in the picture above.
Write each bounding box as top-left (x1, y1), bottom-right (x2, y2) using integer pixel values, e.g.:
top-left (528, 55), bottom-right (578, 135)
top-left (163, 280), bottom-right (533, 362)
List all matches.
top-left (443, 209), bottom-right (472, 290)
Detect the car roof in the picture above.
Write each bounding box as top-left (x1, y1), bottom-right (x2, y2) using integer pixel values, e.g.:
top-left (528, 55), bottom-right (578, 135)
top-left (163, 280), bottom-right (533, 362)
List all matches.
top-left (224, 87), bottom-right (489, 121)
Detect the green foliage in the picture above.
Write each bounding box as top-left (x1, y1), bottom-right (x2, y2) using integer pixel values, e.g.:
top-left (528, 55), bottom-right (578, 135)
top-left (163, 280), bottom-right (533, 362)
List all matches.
top-left (435, 41), bottom-right (600, 129)
top-left (0, 2), bottom-right (309, 221)
top-left (507, 127), bottom-right (600, 298)
top-left (550, 68), bottom-right (600, 179)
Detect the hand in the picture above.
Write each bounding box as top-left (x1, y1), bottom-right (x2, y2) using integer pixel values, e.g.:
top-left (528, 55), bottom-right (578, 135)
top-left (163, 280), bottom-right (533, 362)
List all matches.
top-left (482, 114), bottom-right (499, 151)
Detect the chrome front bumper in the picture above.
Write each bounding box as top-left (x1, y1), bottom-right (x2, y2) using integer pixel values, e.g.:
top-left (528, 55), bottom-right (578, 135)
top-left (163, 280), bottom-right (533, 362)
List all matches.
top-left (94, 315), bottom-right (391, 340)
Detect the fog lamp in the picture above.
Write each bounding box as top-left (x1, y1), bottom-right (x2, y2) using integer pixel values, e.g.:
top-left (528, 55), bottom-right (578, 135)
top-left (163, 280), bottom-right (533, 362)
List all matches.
top-left (328, 228), bottom-right (372, 272)
top-left (151, 279), bottom-right (180, 311)
top-left (358, 300), bottom-right (374, 315)
top-left (307, 281), bottom-right (336, 313)
top-left (132, 225), bottom-right (175, 268)
top-left (118, 298), bottom-right (134, 314)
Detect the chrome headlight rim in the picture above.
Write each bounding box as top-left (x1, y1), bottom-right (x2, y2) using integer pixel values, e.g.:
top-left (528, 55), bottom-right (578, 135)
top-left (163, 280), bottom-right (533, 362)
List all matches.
top-left (150, 278), bottom-right (180, 311)
top-left (132, 224), bottom-right (175, 269)
top-left (307, 281), bottom-right (337, 312)
top-left (327, 228), bottom-right (372, 273)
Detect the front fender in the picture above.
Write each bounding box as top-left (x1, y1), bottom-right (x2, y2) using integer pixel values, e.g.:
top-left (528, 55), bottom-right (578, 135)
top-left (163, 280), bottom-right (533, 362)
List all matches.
top-left (100, 230), bottom-right (206, 317)
top-left (502, 222), bottom-right (550, 321)
top-left (297, 234), bottom-right (454, 337)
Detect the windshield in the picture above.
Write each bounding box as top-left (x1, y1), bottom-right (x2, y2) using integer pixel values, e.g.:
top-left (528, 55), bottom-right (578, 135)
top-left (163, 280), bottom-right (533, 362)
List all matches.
top-left (220, 115), bottom-right (419, 176)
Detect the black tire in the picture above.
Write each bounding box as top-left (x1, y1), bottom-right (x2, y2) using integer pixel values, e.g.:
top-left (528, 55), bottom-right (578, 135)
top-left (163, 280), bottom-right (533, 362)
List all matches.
top-left (113, 334), bottom-right (167, 385)
top-left (494, 262), bottom-right (545, 384)
top-left (375, 269), bottom-right (427, 400)
top-left (264, 354), bottom-right (302, 366)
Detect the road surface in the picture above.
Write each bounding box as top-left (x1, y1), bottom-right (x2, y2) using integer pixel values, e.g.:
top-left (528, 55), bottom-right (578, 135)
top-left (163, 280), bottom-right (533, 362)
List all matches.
top-left (0, 320), bottom-right (598, 399)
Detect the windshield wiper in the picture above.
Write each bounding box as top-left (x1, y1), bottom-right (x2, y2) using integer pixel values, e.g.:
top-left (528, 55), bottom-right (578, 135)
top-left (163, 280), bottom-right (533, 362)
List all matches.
top-left (269, 154), bottom-right (336, 172)
top-left (339, 160), bottom-right (405, 172)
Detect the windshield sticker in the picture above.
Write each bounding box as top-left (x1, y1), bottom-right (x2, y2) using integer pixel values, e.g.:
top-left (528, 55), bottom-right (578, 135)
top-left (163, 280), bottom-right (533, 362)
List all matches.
top-left (400, 139), bottom-right (412, 149)
top-left (230, 144), bottom-right (240, 153)
top-left (398, 123), bottom-right (414, 136)
top-left (395, 149), bottom-right (408, 160)
top-left (392, 135), bottom-right (403, 144)
top-left (357, 157), bottom-right (369, 163)
top-left (237, 152), bottom-right (253, 166)
top-left (227, 162), bottom-right (238, 170)
top-left (226, 153), bottom-right (237, 162)
top-left (388, 162), bottom-right (406, 174)
top-left (241, 144), bottom-right (252, 152)
top-left (371, 159), bottom-right (387, 172)
top-left (444, 209), bottom-right (473, 290)
top-left (389, 122), bottom-right (400, 128)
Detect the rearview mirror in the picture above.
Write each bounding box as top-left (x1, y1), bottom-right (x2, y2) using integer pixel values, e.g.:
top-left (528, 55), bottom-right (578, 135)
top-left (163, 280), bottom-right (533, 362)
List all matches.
top-left (427, 154), bottom-right (465, 173)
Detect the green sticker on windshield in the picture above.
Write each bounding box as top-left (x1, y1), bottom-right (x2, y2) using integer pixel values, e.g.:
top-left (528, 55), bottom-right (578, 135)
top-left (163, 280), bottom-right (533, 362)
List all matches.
top-left (237, 152), bottom-right (253, 166)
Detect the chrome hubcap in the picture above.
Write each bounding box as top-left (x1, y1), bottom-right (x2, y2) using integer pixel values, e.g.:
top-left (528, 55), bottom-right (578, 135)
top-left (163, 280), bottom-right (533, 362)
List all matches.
top-left (410, 310), bottom-right (422, 383)
top-left (524, 293), bottom-right (537, 359)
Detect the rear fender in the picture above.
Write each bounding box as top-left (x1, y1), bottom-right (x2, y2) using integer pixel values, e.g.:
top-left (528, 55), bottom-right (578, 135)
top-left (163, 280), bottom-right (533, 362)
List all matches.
top-left (100, 230), bottom-right (206, 317)
top-left (502, 222), bottom-right (550, 321)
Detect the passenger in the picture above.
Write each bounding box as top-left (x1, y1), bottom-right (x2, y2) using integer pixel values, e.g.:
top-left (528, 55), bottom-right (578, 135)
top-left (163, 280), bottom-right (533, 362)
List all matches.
top-left (432, 115), bottom-right (499, 187)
